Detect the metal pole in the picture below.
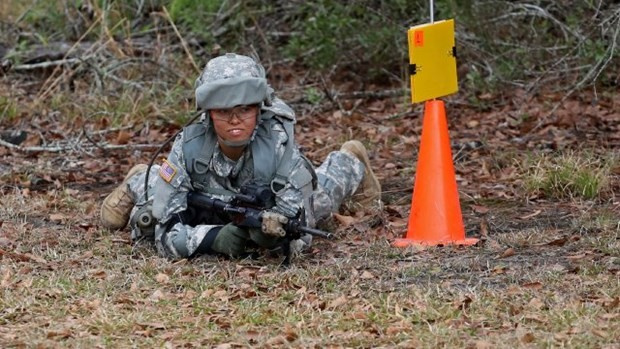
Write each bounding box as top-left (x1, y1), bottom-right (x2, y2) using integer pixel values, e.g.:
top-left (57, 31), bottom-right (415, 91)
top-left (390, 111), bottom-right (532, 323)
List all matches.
top-left (429, 0), bottom-right (434, 23)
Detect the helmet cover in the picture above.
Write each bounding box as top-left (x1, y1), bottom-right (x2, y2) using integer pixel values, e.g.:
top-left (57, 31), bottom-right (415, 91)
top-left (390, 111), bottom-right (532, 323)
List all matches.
top-left (195, 53), bottom-right (271, 110)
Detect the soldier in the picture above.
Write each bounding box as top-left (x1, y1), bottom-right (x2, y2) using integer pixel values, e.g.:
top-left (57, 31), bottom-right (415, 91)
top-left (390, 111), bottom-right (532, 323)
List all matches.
top-left (100, 53), bottom-right (381, 259)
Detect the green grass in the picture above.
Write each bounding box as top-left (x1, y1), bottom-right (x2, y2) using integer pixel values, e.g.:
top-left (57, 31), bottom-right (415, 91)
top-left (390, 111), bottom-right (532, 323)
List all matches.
top-left (522, 151), bottom-right (617, 200)
top-left (0, 96), bottom-right (18, 121)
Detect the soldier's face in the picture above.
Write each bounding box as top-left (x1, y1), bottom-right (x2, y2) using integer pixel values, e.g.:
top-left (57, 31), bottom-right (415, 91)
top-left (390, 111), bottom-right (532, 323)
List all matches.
top-left (210, 105), bottom-right (258, 143)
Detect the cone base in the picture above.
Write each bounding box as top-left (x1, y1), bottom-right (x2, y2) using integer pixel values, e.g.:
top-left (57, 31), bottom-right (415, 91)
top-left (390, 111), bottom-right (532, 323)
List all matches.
top-left (392, 237), bottom-right (479, 248)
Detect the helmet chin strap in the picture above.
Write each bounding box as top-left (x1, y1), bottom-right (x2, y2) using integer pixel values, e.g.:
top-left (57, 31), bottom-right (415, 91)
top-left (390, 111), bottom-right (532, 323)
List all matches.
top-left (218, 136), bottom-right (251, 148)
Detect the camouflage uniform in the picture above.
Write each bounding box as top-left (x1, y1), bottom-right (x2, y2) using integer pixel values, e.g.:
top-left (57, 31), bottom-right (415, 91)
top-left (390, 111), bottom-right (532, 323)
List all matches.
top-left (121, 53), bottom-right (366, 259)
top-left (126, 133), bottom-right (364, 259)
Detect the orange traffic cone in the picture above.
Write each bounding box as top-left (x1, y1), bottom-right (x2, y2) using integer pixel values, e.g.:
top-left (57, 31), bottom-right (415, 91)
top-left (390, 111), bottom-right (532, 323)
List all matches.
top-left (393, 100), bottom-right (478, 247)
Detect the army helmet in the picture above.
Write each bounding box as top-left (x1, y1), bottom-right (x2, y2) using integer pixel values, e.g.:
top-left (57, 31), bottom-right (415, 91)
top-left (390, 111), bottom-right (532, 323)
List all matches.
top-left (194, 53), bottom-right (272, 111)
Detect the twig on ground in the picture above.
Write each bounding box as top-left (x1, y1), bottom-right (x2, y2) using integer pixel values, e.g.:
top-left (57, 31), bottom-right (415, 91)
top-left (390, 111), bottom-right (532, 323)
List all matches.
top-left (339, 89), bottom-right (410, 100)
top-left (12, 58), bottom-right (82, 71)
top-left (526, 11), bottom-right (619, 135)
top-left (161, 6), bottom-right (200, 74)
top-left (0, 137), bottom-right (161, 153)
top-left (36, 16), bottom-right (102, 102)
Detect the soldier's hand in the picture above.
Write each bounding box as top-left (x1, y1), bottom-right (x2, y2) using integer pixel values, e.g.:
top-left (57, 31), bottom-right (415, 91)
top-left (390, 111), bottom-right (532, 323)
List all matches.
top-left (261, 211), bottom-right (288, 237)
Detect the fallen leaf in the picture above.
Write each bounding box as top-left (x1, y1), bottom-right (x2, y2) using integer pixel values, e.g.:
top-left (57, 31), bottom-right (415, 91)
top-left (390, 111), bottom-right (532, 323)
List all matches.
top-left (527, 298), bottom-right (545, 310)
top-left (150, 289), bottom-right (165, 301)
top-left (519, 210), bottom-right (541, 220)
top-left (498, 248), bottom-right (515, 259)
top-left (46, 329), bottom-right (72, 339)
top-left (549, 264), bottom-right (566, 272)
top-left (604, 297), bottom-right (619, 309)
top-left (467, 120), bottom-right (480, 128)
top-left (598, 313), bottom-right (619, 320)
top-left (79, 251), bottom-right (94, 260)
top-left (360, 271), bottom-right (374, 279)
top-left (24, 253), bottom-right (47, 264)
top-left (547, 236), bottom-right (568, 246)
top-left (283, 326), bottom-right (298, 342)
top-left (592, 329), bottom-right (608, 338)
top-left (264, 336), bottom-right (287, 346)
top-left (401, 135), bottom-right (417, 145)
top-left (91, 269), bottom-right (107, 279)
top-left (473, 340), bottom-right (493, 349)
top-left (213, 290), bottom-right (228, 300)
top-left (521, 333), bottom-right (535, 343)
top-left (491, 265), bottom-right (508, 274)
top-left (0, 237), bottom-right (14, 248)
top-left (137, 322), bottom-right (166, 330)
top-left (351, 312), bottom-right (367, 320)
top-left (386, 325), bottom-right (407, 335)
top-left (333, 213), bottom-right (356, 227)
top-left (77, 222), bottom-right (94, 231)
top-left (454, 296), bottom-right (473, 310)
top-left (155, 273), bottom-right (170, 284)
top-left (86, 299), bottom-right (101, 311)
top-left (243, 330), bottom-right (260, 342)
top-left (116, 130), bottom-right (132, 144)
top-left (522, 282), bottom-right (543, 290)
top-left (566, 327), bottom-right (581, 334)
top-left (1, 269), bottom-right (11, 287)
top-left (327, 295), bottom-right (347, 309)
top-left (64, 188), bottom-right (79, 196)
top-left (472, 205), bottom-right (490, 214)
top-left (172, 259), bottom-right (187, 266)
top-left (49, 213), bottom-right (66, 222)
top-left (480, 219), bottom-right (489, 239)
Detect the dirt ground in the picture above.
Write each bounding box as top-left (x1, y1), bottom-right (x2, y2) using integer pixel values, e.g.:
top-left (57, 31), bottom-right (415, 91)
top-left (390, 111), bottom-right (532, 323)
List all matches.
top-left (1, 69), bottom-right (619, 346)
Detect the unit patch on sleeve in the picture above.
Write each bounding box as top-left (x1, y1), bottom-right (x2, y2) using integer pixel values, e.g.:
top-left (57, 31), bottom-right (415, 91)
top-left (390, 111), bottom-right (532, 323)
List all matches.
top-left (159, 159), bottom-right (177, 183)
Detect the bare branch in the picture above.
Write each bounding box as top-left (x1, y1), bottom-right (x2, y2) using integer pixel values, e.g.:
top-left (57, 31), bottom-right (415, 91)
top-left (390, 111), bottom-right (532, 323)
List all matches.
top-left (12, 58), bottom-right (82, 71)
top-left (0, 137), bottom-right (161, 153)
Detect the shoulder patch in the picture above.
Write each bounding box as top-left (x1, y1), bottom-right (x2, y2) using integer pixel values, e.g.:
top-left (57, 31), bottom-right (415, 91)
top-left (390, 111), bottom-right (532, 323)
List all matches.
top-left (159, 159), bottom-right (177, 183)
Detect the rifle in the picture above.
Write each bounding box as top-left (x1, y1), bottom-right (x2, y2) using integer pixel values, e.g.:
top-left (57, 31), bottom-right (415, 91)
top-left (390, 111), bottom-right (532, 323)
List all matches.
top-left (186, 184), bottom-right (334, 264)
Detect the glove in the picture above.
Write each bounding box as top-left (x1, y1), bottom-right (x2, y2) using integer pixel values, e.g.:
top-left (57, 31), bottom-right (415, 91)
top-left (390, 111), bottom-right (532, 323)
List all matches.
top-left (261, 211), bottom-right (288, 237)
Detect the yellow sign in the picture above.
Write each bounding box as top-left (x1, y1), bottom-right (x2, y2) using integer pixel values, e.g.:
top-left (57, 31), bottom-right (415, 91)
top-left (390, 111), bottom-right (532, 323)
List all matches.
top-left (408, 19), bottom-right (458, 103)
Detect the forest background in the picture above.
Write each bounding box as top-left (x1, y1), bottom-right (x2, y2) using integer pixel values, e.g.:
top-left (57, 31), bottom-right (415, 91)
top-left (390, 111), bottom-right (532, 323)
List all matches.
top-left (0, 0), bottom-right (619, 347)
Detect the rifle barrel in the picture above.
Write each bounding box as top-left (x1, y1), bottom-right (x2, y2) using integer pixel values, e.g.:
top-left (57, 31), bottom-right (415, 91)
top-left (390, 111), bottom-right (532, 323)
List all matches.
top-left (298, 225), bottom-right (334, 240)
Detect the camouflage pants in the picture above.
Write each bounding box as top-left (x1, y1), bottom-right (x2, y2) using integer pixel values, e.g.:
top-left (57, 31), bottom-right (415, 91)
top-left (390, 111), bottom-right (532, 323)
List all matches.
top-left (125, 150), bottom-right (364, 258)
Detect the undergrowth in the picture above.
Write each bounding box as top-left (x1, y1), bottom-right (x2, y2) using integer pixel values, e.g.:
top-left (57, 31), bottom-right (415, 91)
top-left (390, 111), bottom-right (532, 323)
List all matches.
top-left (1, 0), bottom-right (617, 96)
top-left (521, 151), bottom-right (617, 200)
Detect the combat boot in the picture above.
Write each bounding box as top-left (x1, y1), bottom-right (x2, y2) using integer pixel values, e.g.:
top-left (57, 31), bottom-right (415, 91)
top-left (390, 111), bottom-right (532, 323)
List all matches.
top-left (340, 140), bottom-right (382, 207)
top-left (100, 164), bottom-right (148, 229)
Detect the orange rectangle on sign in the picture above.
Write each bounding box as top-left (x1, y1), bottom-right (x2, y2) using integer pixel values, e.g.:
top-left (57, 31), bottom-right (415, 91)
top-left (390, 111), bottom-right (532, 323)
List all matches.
top-left (414, 30), bottom-right (424, 47)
